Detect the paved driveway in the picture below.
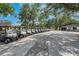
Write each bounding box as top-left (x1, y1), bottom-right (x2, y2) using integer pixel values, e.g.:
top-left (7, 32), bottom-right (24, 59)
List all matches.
top-left (0, 31), bottom-right (79, 56)
top-left (25, 31), bottom-right (79, 56)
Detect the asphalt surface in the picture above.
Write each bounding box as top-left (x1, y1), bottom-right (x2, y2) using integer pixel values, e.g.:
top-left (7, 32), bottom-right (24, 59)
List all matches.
top-left (0, 31), bottom-right (79, 56)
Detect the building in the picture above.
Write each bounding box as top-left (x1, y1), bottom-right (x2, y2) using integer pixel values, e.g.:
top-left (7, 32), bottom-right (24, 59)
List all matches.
top-left (60, 24), bottom-right (79, 31)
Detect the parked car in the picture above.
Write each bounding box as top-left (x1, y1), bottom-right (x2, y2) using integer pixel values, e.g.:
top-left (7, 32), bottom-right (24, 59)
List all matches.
top-left (0, 29), bottom-right (18, 44)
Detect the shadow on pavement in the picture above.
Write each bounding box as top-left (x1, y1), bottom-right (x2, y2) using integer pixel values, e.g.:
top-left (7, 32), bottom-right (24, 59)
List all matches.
top-left (25, 32), bottom-right (79, 56)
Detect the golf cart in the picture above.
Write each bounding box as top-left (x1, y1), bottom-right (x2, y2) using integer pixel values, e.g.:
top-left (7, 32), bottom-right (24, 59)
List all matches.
top-left (15, 26), bottom-right (28, 38)
top-left (0, 25), bottom-right (18, 44)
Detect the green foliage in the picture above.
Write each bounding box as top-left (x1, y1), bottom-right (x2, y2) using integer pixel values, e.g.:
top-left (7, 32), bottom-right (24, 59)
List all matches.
top-left (18, 3), bottom-right (79, 30)
top-left (19, 3), bottom-right (41, 28)
top-left (52, 15), bottom-right (79, 30)
top-left (0, 3), bottom-right (14, 16)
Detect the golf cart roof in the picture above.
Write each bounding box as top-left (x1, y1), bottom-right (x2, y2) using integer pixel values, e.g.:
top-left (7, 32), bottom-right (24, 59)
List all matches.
top-left (0, 25), bottom-right (13, 27)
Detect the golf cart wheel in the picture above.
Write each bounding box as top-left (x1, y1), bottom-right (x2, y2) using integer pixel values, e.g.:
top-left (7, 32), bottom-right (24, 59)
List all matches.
top-left (20, 34), bottom-right (24, 38)
top-left (15, 36), bottom-right (18, 40)
top-left (4, 38), bottom-right (11, 44)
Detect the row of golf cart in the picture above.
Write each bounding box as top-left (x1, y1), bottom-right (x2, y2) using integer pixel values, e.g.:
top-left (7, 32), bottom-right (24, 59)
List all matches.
top-left (0, 25), bottom-right (50, 44)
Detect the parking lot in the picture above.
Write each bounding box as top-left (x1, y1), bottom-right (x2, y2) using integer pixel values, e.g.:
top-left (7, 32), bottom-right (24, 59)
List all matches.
top-left (0, 31), bottom-right (79, 56)
top-left (0, 33), bottom-right (38, 56)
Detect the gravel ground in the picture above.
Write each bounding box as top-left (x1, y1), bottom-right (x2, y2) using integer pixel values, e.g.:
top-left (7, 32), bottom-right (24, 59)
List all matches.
top-left (0, 31), bottom-right (79, 56)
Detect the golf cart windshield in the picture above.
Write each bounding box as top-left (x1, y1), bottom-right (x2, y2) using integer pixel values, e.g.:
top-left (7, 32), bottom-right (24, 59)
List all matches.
top-left (6, 30), bottom-right (16, 33)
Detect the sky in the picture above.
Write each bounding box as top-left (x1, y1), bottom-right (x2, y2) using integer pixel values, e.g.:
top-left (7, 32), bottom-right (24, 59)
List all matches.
top-left (0, 3), bottom-right (22, 25)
